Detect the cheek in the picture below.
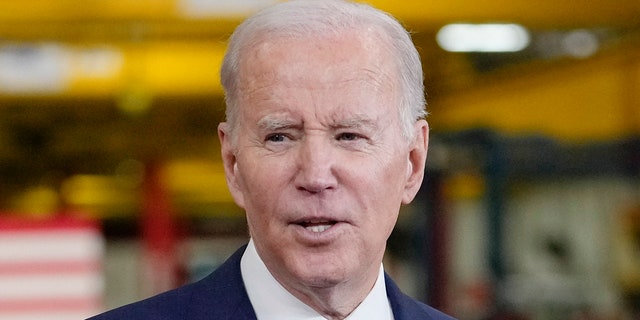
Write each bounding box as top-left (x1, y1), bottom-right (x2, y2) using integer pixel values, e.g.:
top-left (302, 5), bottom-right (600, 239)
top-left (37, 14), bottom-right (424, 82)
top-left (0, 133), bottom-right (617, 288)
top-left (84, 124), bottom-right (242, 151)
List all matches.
top-left (359, 156), bottom-right (406, 226)
top-left (365, 154), bottom-right (408, 201)
top-left (236, 156), bottom-right (291, 215)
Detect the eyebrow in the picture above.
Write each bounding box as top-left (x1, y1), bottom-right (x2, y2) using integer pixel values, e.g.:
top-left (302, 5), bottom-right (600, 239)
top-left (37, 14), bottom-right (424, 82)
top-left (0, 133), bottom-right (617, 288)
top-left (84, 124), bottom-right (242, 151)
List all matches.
top-left (257, 115), bottom-right (300, 131)
top-left (331, 116), bottom-right (378, 131)
top-left (256, 114), bottom-right (379, 132)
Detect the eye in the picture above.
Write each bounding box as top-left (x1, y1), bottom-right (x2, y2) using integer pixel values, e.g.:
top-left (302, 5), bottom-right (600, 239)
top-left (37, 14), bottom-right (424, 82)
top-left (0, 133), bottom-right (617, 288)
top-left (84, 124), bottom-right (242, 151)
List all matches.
top-left (336, 132), bottom-right (360, 141)
top-left (265, 133), bottom-right (288, 142)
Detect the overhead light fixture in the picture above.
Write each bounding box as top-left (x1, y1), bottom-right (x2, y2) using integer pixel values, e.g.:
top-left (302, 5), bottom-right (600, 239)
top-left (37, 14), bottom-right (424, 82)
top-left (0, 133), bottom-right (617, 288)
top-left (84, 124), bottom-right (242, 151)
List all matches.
top-left (437, 23), bottom-right (530, 52)
top-left (561, 29), bottom-right (599, 58)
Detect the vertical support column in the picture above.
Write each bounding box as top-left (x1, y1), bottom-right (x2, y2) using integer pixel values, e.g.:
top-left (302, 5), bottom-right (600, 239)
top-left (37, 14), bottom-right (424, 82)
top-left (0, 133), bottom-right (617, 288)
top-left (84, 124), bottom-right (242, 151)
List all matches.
top-left (140, 161), bottom-right (182, 296)
top-left (422, 170), bottom-right (450, 311)
top-left (484, 133), bottom-right (507, 306)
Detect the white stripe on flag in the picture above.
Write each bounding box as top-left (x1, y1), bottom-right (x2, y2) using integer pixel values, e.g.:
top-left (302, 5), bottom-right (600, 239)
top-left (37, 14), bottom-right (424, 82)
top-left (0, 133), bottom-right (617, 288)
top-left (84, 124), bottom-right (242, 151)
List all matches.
top-left (0, 272), bottom-right (103, 300)
top-left (0, 230), bottom-right (103, 263)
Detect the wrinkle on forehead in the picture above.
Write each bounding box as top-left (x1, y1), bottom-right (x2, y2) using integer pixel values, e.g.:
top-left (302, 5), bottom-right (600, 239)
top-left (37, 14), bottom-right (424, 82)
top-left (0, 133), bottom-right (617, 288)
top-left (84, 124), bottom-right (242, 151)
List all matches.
top-left (238, 68), bottom-right (396, 112)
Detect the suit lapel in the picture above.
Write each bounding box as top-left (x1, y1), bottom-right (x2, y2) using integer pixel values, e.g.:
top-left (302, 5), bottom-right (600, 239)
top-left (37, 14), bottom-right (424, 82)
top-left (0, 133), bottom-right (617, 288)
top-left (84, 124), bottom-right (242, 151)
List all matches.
top-left (386, 273), bottom-right (436, 320)
top-left (187, 245), bottom-right (258, 320)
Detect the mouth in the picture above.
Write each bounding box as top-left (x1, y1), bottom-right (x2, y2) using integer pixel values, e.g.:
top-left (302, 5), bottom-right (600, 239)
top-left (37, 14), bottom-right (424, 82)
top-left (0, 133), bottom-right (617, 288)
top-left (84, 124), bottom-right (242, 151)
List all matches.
top-left (295, 220), bottom-right (338, 233)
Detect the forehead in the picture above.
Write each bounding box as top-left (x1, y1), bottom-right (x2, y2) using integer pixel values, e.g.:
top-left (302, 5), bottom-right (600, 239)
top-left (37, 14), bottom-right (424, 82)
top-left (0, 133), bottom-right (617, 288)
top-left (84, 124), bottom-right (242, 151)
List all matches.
top-left (239, 28), bottom-right (396, 87)
top-left (234, 30), bottom-right (399, 118)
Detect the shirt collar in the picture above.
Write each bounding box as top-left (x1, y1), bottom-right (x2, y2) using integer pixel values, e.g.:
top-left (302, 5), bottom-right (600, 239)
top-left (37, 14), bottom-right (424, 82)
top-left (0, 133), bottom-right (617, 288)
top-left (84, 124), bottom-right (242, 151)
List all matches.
top-left (240, 239), bottom-right (394, 320)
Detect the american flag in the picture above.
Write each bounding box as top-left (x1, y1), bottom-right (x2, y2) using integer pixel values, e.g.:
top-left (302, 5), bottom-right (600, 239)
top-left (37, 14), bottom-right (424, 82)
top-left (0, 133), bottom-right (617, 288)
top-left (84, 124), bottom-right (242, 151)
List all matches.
top-left (0, 216), bottom-right (103, 320)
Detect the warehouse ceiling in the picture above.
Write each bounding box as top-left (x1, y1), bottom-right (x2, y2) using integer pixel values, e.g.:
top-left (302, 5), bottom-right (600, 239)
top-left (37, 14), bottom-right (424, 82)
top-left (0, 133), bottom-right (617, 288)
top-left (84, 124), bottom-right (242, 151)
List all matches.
top-left (0, 0), bottom-right (638, 217)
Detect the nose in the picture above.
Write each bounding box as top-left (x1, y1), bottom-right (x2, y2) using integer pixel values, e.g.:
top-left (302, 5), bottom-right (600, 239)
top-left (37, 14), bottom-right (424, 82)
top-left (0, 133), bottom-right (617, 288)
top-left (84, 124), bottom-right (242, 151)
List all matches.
top-left (295, 136), bottom-right (337, 194)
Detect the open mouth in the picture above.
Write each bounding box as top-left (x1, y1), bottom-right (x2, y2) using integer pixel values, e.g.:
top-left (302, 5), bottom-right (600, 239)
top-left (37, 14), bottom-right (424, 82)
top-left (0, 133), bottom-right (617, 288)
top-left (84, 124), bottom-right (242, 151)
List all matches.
top-left (298, 220), bottom-right (337, 233)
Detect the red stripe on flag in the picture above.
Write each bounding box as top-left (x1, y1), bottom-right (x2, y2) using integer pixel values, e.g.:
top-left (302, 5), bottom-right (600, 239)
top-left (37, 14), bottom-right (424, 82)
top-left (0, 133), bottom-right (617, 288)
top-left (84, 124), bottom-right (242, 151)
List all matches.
top-left (0, 298), bottom-right (101, 312)
top-left (0, 260), bottom-right (101, 274)
top-left (0, 215), bottom-right (99, 231)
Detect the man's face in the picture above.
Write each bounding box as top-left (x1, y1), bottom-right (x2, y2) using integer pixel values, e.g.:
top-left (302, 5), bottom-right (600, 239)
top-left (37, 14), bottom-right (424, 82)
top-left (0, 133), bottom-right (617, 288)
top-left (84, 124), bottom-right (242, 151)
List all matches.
top-left (219, 31), bottom-right (428, 294)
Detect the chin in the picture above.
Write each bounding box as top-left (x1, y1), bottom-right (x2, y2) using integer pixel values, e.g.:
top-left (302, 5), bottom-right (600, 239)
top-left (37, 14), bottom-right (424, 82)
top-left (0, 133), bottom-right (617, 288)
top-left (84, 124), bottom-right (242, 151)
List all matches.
top-left (291, 255), bottom-right (351, 287)
top-left (297, 270), bottom-right (347, 288)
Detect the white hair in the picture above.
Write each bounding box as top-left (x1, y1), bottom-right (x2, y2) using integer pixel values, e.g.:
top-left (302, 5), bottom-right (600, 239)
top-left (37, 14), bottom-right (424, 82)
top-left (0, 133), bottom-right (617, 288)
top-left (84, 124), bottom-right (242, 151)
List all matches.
top-left (220, 0), bottom-right (426, 140)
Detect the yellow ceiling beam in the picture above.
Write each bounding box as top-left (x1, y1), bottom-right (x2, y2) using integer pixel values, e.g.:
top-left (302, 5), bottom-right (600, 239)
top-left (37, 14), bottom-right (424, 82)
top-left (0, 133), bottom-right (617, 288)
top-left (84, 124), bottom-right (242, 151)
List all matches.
top-left (0, 0), bottom-right (179, 22)
top-left (121, 41), bottom-right (224, 97)
top-left (0, 41), bottom-right (225, 98)
top-left (0, 0), bottom-right (638, 40)
top-left (429, 47), bottom-right (640, 142)
top-left (369, 0), bottom-right (640, 28)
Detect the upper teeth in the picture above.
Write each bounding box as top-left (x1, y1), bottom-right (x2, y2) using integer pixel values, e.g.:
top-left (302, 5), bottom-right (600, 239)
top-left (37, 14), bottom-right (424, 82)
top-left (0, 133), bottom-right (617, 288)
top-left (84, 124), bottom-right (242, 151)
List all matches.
top-left (306, 224), bottom-right (331, 233)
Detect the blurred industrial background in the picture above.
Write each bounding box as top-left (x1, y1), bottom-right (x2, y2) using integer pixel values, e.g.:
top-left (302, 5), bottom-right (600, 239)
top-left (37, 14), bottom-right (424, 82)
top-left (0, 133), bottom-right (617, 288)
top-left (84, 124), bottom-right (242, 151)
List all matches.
top-left (0, 0), bottom-right (639, 319)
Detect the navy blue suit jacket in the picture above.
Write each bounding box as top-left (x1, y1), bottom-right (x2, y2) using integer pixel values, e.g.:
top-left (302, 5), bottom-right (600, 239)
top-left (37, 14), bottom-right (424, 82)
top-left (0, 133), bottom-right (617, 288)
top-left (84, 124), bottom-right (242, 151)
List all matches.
top-left (88, 245), bottom-right (455, 319)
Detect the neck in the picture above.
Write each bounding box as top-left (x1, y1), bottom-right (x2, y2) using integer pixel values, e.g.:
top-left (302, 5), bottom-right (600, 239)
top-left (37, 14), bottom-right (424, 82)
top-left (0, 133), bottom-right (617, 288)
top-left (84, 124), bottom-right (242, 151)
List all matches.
top-left (275, 266), bottom-right (380, 320)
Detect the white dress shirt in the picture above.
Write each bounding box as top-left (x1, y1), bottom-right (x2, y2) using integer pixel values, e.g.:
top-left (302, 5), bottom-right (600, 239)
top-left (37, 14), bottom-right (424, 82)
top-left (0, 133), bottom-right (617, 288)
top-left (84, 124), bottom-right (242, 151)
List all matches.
top-left (240, 239), bottom-right (394, 320)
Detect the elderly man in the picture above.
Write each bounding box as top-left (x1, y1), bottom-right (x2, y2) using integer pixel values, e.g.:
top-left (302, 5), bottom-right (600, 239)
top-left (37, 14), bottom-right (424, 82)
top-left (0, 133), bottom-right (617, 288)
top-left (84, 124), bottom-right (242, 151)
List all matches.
top-left (89, 1), bottom-right (453, 319)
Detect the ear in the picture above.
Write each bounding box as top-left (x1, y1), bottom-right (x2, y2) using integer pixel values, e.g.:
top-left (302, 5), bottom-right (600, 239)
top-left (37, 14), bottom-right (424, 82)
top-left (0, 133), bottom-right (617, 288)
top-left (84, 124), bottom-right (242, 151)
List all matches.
top-left (218, 122), bottom-right (246, 208)
top-left (401, 119), bottom-right (429, 204)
